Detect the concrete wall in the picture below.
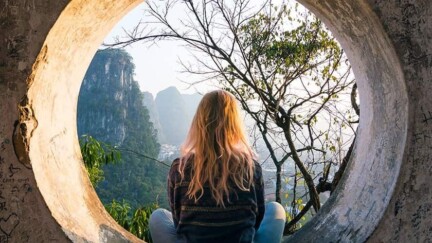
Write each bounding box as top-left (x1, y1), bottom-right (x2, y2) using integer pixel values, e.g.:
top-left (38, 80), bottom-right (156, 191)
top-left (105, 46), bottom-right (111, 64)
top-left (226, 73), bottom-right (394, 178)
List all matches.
top-left (0, 0), bottom-right (71, 242)
top-left (0, 0), bottom-right (431, 242)
top-left (0, 0), bottom-right (142, 242)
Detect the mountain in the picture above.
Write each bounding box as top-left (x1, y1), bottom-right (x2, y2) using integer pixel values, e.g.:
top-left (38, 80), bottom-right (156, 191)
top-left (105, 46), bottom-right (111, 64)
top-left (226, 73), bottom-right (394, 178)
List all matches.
top-left (182, 92), bottom-right (202, 126)
top-left (154, 86), bottom-right (195, 146)
top-left (77, 48), bottom-right (167, 208)
top-left (141, 87), bottom-right (202, 147)
top-left (77, 49), bottom-right (137, 145)
top-left (142, 91), bottom-right (166, 143)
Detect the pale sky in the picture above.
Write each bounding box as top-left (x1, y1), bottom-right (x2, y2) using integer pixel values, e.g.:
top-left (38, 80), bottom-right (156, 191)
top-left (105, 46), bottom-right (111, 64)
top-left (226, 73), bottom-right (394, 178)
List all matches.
top-left (103, 2), bottom-right (211, 97)
top-left (102, 0), bottom-right (307, 97)
top-left (100, 1), bottom-right (357, 169)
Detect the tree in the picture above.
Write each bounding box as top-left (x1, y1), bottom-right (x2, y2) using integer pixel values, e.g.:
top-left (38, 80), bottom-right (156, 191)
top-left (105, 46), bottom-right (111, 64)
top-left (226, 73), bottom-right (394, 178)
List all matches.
top-left (105, 199), bottom-right (157, 242)
top-left (79, 134), bottom-right (121, 186)
top-left (78, 48), bottom-right (167, 209)
top-left (80, 135), bottom-right (159, 242)
top-left (107, 0), bottom-right (359, 233)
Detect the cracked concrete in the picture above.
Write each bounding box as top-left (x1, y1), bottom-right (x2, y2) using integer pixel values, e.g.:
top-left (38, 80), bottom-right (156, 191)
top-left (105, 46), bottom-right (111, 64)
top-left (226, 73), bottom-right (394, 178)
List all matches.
top-left (0, 0), bottom-right (432, 242)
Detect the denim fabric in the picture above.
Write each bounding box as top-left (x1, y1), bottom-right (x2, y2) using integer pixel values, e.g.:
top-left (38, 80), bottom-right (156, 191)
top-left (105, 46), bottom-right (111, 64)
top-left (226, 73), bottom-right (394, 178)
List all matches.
top-left (149, 208), bottom-right (186, 243)
top-left (254, 202), bottom-right (286, 243)
top-left (149, 202), bottom-right (286, 243)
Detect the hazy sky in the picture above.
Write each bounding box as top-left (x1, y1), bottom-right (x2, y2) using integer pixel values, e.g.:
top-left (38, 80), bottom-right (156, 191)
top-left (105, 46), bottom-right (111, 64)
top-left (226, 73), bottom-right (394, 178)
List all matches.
top-left (103, 2), bottom-right (211, 97)
top-left (100, 1), bottom-right (357, 168)
top-left (101, 1), bottom-right (304, 97)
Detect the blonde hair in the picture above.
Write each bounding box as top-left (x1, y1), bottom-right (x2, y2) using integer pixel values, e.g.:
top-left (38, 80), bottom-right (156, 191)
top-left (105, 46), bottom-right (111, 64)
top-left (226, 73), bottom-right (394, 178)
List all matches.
top-left (179, 90), bottom-right (256, 206)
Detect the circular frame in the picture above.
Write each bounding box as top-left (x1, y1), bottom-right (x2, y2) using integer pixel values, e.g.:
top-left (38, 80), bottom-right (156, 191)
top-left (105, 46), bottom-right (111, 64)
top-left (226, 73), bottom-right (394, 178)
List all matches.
top-left (26, 0), bottom-right (408, 242)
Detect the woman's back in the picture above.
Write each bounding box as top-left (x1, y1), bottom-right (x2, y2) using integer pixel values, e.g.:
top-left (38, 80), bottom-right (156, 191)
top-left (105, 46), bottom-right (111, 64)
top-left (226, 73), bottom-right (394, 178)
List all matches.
top-left (149, 90), bottom-right (285, 243)
top-left (168, 158), bottom-right (265, 243)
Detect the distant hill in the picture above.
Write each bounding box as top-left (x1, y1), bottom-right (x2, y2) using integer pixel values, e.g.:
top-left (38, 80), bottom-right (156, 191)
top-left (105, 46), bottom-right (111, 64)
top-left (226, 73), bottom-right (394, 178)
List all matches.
top-left (144, 87), bottom-right (202, 146)
top-left (142, 91), bottom-right (166, 143)
top-left (155, 87), bottom-right (190, 146)
top-left (77, 48), bottom-right (167, 208)
top-left (182, 92), bottom-right (202, 125)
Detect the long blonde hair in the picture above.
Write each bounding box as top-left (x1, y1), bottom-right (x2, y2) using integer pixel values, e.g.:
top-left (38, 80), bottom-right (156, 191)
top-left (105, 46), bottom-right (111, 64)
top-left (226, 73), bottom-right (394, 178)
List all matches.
top-left (179, 90), bottom-right (256, 206)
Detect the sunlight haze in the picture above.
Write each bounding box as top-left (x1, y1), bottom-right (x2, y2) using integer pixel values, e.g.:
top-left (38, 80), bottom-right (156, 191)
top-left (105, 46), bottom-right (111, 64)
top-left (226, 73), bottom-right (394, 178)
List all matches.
top-left (103, 3), bottom-right (212, 96)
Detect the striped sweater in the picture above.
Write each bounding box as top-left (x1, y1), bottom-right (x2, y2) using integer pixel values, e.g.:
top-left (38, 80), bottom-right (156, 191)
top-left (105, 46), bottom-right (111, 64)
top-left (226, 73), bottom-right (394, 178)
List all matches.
top-left (168, 158), bottom-right (265, 243)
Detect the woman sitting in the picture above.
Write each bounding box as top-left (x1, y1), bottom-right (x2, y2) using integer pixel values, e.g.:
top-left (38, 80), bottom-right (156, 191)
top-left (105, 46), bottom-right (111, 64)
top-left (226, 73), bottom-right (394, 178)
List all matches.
top-left (150, 90), bottom-right (286, 243)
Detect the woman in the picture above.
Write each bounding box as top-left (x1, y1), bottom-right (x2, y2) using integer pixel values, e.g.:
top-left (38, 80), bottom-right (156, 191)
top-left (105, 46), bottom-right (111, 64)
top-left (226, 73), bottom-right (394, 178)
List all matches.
top-left (149, 90), bottom-right (286, 243)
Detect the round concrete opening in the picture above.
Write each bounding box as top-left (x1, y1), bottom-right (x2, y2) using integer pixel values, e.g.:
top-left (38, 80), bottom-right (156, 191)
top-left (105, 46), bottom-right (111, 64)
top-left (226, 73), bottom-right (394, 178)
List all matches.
top-left (26, 0), bottom-right (143, 242)
top-left (25, 0), bottom-right (407, 242)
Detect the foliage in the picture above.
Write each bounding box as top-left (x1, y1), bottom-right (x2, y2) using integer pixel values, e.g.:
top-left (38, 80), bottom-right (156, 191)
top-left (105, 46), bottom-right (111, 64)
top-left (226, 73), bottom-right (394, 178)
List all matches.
top-left (105, 199), bottom-right (158, 242)
top-left (108, 0), bottom-right (359, 234)
top-left (77, 48), bottom-right (168, 209)
top-left (77, 49), bottom-right (173, 242)
top-left (79, 134), bottom-right (121, 186)
top-left (79, 134), bottom-right (160, 242)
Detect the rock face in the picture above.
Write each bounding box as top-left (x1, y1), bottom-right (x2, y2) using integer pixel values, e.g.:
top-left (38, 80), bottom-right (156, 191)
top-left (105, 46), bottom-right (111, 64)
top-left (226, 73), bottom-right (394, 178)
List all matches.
top-left (77, 48), bottom-right (164, 209)
top-left (78, 49), bottom-right (136, 145)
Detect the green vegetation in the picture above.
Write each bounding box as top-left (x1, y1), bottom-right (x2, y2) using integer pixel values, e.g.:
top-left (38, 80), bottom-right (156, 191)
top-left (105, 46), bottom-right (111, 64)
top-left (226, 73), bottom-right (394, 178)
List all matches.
top-left (106, 199), bottom-right (157, 242)
top-left (78, 48), bottom-right (168, 209)
top-left (94, 78), bottom-right (168, 209)
top-left (80, 135), bottom-right (158, 242)
top-left (112, 0), bottom-right (358, 234)
top-left (77, 49), bottom-right (168, 241)
top-left (79, 135), bottom-right (121, 186)
top-left (81, 0), bottom-right (358, 235)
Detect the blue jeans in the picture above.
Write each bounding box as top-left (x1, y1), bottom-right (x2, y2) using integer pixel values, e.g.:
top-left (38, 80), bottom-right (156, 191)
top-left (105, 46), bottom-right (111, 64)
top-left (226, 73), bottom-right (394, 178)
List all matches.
top-left (149, 202), bottom-right (286, 243)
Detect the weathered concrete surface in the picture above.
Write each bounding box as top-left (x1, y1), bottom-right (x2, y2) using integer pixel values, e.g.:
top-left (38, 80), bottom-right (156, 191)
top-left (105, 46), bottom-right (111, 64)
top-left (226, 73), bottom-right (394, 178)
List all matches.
top-left (287, 1), bottom-right (408, 242)
top-left (0, 0), bottom-right (432, 242)
top-left (367, 1), bottom-right (432, 242)
top-left (0, 0), bottom-right (142, 242)
top-left (0, 0), bottom-right (71, 242)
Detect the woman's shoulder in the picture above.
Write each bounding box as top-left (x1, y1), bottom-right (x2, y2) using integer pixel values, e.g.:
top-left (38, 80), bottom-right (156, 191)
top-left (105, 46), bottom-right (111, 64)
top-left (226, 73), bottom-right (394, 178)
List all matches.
top-left (253, 161), bottom-right (263, 179)
top-left (169, 158), bottom-right (182, 175)
top-left (169, 157), bottom-right (193, 182)
top-left (168, 158), bottom-right (182, 184)
top-left (253, 160), bottom-right (262, 171)
top-left (171, 157), bottom-right (192, 167)
top-left (172, 158), bottom-right (181, 166)
top-left (170, 157), bottom-right (193, 173)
